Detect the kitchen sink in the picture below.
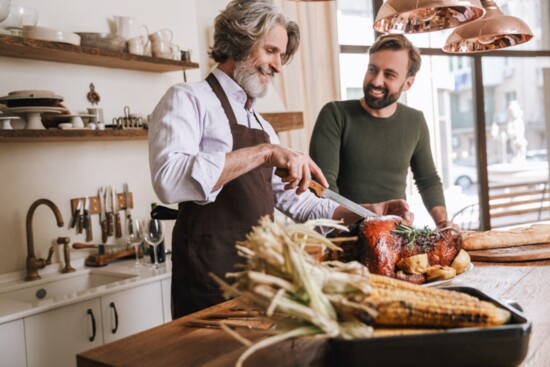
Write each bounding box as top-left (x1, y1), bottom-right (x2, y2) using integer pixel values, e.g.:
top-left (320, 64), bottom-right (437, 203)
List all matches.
top-left (0, 270), bottom-right (137, 304)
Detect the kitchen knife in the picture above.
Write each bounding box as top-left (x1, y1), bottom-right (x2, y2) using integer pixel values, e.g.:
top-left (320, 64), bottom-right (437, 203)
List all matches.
top-left (76, 198), bottom-right (84, 234)
top-left (123, 182), bottom-right (133, 234)
top-left (308, 180), bottom-right (377, 218)
top-left (114, 187), bottom-right (122, 238)
top-left (70, 199), bottom-right (82, 229)
top-left (99, 186), bottom-right (108, 243)
top-left (106, 186), bottom-right (114, 236)
top-left (83, 196), bottom-right (93, 242)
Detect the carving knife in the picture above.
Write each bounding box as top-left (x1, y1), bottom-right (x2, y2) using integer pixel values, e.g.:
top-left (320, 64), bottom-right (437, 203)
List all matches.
top-left (123, 182), bottom-right (133, 234)
top-left (308, 180), bottom-right (377, 218)
top-left (70, 199), bottom-right (82, 229)
top-left (114, 187), bottom-right (122, 238)
top-left (106, 186), bottom-right (114, 236)
top-left (76, 198), bottom-right (84, 234)
top-left (99, 186), bottom-right (108, 243)
top-left (83, 196), bottom-right (93, 242)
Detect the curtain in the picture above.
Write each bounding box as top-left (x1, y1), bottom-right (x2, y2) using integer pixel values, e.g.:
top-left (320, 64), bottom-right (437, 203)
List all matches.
top-left (273, 0), bottom-right (341, 153)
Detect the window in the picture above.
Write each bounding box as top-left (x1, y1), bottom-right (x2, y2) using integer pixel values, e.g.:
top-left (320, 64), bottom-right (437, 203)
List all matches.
top-left (336, 0), bottom-right (550, 230)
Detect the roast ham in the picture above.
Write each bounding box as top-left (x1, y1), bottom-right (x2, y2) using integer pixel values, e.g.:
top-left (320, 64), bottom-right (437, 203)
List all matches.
top-left (324, 215), bottom-right (463, 284)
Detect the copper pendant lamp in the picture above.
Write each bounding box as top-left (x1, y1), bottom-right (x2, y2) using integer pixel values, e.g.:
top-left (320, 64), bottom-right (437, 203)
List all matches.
top-left (373, 0), bottom-right (486, 34)
top-left (443, 0), bottom-right (533, 53)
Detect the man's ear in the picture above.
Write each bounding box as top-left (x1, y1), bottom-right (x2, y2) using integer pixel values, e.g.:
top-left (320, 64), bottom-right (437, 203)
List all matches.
top-left (403, 76), bottom-right (415, 92)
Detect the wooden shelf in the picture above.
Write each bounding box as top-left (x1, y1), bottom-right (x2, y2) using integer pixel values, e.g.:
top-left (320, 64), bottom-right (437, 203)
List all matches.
top-left (0, 113), bottom-right (303, 142)
top-left (0, 34), bottom-right (198, 73)
top-left (0, 129), bottom-right (148, 142)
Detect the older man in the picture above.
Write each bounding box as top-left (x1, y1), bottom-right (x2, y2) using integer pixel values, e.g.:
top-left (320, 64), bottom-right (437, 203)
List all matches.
top-left (148, 0), bottom-right (410, 318)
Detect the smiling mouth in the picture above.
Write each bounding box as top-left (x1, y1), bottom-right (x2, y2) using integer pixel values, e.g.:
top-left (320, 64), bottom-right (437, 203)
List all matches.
top-left (367, 86), bottom-right (386, 98)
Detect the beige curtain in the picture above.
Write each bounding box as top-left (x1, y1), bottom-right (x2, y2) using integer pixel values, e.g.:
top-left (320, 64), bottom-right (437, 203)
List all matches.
top-left (273, 0), bottom-right (341, 153)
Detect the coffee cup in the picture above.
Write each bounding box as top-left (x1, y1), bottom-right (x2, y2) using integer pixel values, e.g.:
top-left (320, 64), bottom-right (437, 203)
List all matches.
top-left (152, 41), bottom-right (179, 60)
top-left (148, 28), bottom-right (173, 44)
top-left (127, 35), bottom-right (148, 55)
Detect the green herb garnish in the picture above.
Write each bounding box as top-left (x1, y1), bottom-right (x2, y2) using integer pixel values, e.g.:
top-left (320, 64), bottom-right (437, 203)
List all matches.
top-left (392, 223), bottom-right (437, 250)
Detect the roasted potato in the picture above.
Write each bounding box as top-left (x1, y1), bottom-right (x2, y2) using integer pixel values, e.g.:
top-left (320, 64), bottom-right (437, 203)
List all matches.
top-left (396, 253), bottom-right (428, 275)
top-left (426, 265), bottom-right (456, 281)
top-left (451, 249), bottom-right (471, 274)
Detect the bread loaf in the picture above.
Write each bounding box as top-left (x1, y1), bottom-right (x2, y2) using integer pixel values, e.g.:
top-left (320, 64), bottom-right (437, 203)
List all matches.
top-left (463, 224), bottom-right (550, 250)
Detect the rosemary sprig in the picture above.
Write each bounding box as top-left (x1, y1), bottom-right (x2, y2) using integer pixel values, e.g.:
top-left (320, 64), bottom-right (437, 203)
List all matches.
top-left (392, 223), bottom-right (437, 249)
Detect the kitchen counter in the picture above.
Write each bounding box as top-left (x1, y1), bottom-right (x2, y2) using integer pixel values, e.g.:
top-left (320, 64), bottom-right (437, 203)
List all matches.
top-left (0, 257), bottom-right (171, 324)
top-left (76, 259), bottom-right (550, 367)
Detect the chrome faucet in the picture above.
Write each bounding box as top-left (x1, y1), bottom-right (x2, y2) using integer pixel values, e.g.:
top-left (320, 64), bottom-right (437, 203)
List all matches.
top-left (25, 198), bottom-right (64, 281)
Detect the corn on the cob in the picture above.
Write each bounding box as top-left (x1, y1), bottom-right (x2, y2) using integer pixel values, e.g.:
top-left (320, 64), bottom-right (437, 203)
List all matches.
top-left (363, 274), bottom-right (511, 327)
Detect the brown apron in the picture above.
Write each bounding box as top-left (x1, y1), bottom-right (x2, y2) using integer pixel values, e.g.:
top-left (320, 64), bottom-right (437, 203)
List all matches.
top-left (171, 73), bottom-right (275, 318)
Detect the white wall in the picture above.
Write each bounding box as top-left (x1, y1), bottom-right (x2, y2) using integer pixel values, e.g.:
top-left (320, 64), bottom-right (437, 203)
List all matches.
top-left (0, 0), bottom-right (206, 275)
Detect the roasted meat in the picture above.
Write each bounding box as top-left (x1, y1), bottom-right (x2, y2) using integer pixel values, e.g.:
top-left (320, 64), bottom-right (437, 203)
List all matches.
top-left (324, 215), bottom-right (462, 284)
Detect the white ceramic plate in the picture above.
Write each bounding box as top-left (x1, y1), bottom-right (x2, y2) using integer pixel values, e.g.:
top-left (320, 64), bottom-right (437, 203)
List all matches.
top-left (22, 26), bottom-right (80, 46)
top-left (423, 263), bottom-right (474, 287)
top-left (0, 106), bottom-right (67, 114)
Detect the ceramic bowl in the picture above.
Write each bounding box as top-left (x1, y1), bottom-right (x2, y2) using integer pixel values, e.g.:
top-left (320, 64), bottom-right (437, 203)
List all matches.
top-left (22, 26), bottom-right (80, 46)
top-left (76, 32), bottom-right (126, 52)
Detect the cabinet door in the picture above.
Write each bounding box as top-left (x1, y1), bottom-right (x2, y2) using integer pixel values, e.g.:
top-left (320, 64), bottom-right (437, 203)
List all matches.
top-left (0, 319), bottom-right (27, 367)
top-left (161, 277), bottom-right (172, 322)
top-left (24, 298), bottom-right (103, 367)
top-left (101, 282), bottom-right (163, 343)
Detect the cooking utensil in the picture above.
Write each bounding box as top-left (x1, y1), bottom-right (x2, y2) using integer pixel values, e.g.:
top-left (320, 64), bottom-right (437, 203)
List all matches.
top-left (114, 187), bottom-right (122, 238)
top-left (83, 196), bottom-right (93, 242)
top-left (123, 182), bottom-right (133, 233)
top-left (76, 198), bottom-right (84, 234)
top-left (99, 186), bottom-right (108, 243)
top-left (70, 198), bottom-right (82, 228)
top-left (105, 185), bottom-right (113, 236)
top-left (308, 180), bottom-right (377, 218)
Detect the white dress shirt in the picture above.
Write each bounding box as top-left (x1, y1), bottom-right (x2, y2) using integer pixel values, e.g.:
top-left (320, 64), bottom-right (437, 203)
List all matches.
top-left (148, 68), bottom-right (337, 223)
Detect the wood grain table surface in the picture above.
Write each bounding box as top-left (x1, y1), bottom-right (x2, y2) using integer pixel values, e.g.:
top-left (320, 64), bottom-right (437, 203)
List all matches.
top-left (77, 260), bottom-right (550, 367)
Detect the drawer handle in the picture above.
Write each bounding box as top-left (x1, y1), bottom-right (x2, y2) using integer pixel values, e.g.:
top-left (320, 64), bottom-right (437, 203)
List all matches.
top-left (87, 309), bottom-right (96, 342)
top-left (110, 302), bottom-right (119, 334)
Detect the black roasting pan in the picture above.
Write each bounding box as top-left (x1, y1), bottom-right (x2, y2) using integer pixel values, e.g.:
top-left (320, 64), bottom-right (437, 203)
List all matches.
top-left (327, 286), bottom-right (531, 367)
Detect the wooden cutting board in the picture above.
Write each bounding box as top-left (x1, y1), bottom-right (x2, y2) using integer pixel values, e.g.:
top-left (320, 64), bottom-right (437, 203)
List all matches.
top-left (468, 243), bottom-right (550, 262)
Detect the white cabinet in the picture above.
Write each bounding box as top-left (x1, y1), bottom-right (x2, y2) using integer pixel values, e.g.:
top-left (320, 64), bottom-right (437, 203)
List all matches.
top-left (24, 298), bottom-right (103, 367)
top-left (0, 319), bottom-right (27, 367)
top-left (161, 277), bottom-right (172, 322)
top-left (101, 281), bottom-right (164, 343)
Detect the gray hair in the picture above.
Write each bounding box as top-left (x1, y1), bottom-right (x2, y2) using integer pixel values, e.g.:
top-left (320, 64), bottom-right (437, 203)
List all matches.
top-left (209, 0), bottom-right (300, 65)
top-left (369, 34), bottom-right (422, 77)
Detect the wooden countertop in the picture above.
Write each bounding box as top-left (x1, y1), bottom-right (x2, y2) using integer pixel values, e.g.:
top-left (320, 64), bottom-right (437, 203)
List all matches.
top-left (77, 260), bottom-right (550, 367)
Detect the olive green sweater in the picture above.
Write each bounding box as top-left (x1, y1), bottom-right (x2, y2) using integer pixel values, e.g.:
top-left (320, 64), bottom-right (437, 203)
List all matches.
top-left (310, 100), bottom-right (445, 210)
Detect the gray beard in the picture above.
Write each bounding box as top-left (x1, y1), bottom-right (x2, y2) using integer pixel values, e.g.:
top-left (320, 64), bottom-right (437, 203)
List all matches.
top-left (234, 60), bottom-right (270, 98)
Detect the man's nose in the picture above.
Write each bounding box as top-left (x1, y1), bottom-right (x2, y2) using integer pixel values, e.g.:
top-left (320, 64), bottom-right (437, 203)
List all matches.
top-left (370, 71), bottom-right (384, 86)
top-left (270, 54), bottom-right (282, 74)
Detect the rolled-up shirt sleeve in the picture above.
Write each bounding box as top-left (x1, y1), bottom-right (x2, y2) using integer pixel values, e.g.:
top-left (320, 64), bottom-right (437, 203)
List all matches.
top-left (148, 84), bottom-right (227, 205)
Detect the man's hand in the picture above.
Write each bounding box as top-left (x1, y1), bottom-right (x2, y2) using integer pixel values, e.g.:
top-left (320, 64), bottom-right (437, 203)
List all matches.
top-left (267, 145), bottom-right (328, 194)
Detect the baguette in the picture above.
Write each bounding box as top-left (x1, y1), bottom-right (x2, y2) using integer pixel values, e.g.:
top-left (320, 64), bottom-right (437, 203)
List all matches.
top-left (463, 224), bottom-right (550, 250)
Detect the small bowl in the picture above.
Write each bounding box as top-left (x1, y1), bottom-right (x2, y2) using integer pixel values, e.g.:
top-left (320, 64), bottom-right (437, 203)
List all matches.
top-left (76, 32), bottom-right (127, 52)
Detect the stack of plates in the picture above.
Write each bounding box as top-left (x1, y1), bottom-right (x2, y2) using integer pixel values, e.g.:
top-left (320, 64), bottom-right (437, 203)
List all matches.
top-left (0, 90), bottom-right (64, 107)
top-left (22, 25), bottom-right (80, 46)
